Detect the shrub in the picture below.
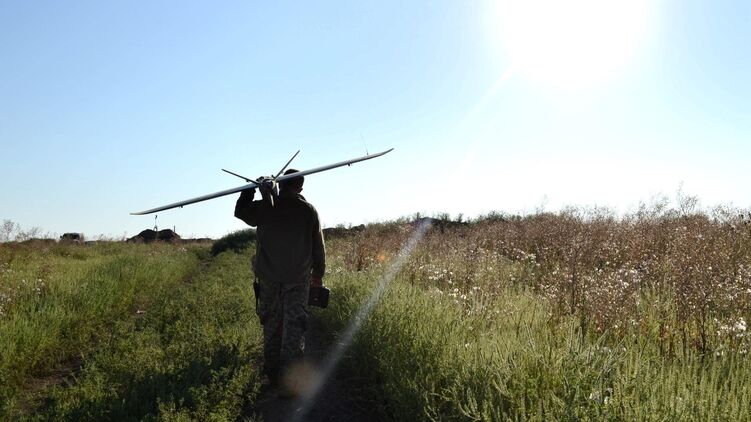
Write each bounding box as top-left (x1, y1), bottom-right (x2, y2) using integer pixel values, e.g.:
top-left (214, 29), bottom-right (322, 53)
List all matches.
top-left (211, 229), bottom-right (257, 256)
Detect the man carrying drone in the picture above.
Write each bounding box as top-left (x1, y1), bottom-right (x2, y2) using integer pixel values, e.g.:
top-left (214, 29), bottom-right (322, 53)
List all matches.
top-left (131, 149), bottom-right (392, 397)
top-left (234, 169), bottom-right (326, 396)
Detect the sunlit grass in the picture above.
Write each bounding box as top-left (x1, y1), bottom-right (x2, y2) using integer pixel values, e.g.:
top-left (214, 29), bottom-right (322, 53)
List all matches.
top-left (3, 202), bottom-right (750, 420)
top-left (29, 250), bottom-right (263, 421)
top-left (0, 242), bottom-right (199, 416)
top-left (0, 242), bottom-right (264, 421)
top-left (319, 204), bottom-right (751, 420)
top-left (320, 268), bottom-right (751, 420)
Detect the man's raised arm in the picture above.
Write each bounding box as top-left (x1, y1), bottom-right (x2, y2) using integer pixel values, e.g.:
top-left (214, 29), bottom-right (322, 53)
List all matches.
top-left (234, 189), bottom-right (261, 227)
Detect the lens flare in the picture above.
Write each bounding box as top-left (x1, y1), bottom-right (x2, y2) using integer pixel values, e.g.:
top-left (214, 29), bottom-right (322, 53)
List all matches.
top-left (287, 220), bottom-right (432, 421)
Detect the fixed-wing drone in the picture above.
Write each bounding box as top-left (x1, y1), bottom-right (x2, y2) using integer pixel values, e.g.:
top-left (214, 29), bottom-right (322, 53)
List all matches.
top-left (130, 148), bottom-right (393, 215)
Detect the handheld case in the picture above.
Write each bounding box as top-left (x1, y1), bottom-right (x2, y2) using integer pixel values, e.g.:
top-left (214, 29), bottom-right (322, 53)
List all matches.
top-left (308, 286), bottom-right (330, 308)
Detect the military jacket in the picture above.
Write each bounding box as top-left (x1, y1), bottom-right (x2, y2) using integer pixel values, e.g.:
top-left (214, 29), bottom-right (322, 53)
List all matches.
top-left (235, 190), bottom-right (325, 285)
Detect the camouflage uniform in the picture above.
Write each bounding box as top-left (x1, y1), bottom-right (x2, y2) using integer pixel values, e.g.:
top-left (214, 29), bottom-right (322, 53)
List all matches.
top-left (235, 188), bottom-right (326, 379)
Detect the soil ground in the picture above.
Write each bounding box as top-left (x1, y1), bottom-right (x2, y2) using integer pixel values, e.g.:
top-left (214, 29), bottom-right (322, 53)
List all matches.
top-left (242, 313), bottom-right (383, 422)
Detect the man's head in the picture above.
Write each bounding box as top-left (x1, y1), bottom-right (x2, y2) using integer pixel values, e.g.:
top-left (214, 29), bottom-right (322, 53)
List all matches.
top-left (279, 169), bottom-right (304, 193)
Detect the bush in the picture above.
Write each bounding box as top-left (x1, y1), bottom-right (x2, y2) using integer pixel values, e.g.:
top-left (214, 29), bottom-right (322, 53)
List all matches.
top-left (211, 229), bottom-right (257, 256)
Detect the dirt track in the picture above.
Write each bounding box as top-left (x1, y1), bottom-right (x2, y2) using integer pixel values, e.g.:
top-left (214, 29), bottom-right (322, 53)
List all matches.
top-left (242, 313), bottom-right (382, 422)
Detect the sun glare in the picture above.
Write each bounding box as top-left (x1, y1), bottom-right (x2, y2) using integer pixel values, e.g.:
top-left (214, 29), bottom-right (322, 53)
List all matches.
top-left (496, 0), bottom-right (653, 91)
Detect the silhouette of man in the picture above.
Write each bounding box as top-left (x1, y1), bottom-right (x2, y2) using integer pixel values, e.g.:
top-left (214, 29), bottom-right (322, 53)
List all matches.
top-left (234, 169), bottom-right (325, 393)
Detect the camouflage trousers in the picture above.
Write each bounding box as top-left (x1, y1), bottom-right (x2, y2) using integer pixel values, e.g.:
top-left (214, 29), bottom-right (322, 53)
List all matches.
top-left (255, 277), bottom-right (310, 379)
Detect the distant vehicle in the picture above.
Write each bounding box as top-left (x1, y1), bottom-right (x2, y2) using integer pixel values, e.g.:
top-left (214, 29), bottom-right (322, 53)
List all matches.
top-left (60, 233), bottom-right (84, 243)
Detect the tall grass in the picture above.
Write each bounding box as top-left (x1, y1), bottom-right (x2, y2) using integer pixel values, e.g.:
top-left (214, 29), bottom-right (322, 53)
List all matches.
top-left (327, 205), bottom-right (751, 354)
top-left (320, 269), bottom-right (751, 420)
top-left (319, 204), bottom-right (751, 420)
top-left (3, 201), bottom-right (750, 420)
top-left (0, 242), bottom-right (199, 417)
top-left (29, 249), bottom-right (263, 421)
top-left (1, 238), bottom-right (265, 421)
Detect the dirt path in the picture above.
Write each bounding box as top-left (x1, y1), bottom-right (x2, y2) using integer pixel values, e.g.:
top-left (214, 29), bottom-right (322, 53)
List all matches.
top-left (243, 313), bottom-right (383, 422)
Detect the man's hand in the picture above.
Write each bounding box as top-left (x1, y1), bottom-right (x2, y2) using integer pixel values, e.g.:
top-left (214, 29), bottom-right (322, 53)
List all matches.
top-left (257, 177), bottom-right (274, 193)
top-left (239, 188), bottom-right (256, 200)
top-left (310, 275), bottom-right (323, 288)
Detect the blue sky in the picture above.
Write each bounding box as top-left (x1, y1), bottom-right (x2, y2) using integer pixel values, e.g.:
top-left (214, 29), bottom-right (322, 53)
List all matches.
top-left (1, 0), bottom-right (749, 239)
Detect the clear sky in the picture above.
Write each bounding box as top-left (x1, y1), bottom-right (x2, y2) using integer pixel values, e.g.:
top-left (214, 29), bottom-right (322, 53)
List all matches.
top-left (1, 0), bottom-right (749, 239)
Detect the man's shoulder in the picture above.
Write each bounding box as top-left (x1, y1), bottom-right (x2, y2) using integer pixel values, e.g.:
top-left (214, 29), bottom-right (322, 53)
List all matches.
top-left (297, 194), bottom-right (317, 208)
top-left (281, 194), bottom-right (318, 216)
top-left (297, 195), bottom-right (319, 217)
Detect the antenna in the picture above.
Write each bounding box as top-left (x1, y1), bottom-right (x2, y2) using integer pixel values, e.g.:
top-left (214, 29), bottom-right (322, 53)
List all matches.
top-left (221, 168), bottom-right (253, 182)
top-left (361, 133), bottom-right (369, 155)
top-left (275, 150), bottom-right (300, 178)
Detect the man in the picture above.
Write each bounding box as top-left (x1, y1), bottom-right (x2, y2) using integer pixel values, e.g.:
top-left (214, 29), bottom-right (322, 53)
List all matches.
top-left (234, 169), bottom-right (325, 394)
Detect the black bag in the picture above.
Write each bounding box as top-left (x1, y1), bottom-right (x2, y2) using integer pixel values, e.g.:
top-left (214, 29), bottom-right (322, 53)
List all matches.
top-left (308, 286), bottom-right (330, 308)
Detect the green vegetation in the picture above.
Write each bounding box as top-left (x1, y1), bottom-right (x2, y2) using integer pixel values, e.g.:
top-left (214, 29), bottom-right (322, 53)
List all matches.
top-left (32, 250), bottom-right (263, 421)
top-left (1, 242), bottom-right (198, 416)
top-left (321, 272), bottom-right (751, 420)
top-left (0, 240), bottom-right (263, 421)
top-left (210, 229), bottom-right (256, 257)
top-left (2, 204), bottom-right (750, 420)
top-left (318, 205), bottom-right (751, 421)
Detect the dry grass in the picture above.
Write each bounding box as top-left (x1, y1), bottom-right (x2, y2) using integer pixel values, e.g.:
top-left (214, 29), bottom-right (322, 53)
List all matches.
top-left (319, 203), bottom-right (751, 420)
top-left (326, 203), bottom-right (751, 356)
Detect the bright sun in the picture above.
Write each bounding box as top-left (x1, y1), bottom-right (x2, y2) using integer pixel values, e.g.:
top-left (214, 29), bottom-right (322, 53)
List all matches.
top-left (496, 0), bottom-right (653, 90)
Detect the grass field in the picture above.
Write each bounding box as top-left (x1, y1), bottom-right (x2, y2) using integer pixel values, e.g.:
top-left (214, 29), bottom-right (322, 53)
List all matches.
top-left (0, 241), bottom-right (263, 421)
top-left (1, 204), bottom-right (750, 421)
top-left (319, 205), bottom-right (751, 421)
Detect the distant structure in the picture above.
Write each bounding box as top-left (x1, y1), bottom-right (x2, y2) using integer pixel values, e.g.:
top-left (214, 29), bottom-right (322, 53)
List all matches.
top-left (128, 229), bottom-right (181, 243)
top-left (60, 233), bottom-right (84, 243)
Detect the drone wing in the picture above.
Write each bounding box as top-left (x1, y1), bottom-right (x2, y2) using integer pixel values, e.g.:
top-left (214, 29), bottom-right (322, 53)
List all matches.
top-left (130, 148), bottom-right (393, 215)
top-left (276, 148), bottom-right (393, 183)
top-left (130, 182), bottom-right (259, 215)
